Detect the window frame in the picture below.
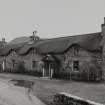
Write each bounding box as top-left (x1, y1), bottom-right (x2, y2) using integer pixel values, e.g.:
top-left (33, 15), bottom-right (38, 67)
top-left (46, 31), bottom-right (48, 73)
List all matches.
top-left (73, 60), bottom-right (79, 71)
top-left (32, 61), bottom-right (37, 68)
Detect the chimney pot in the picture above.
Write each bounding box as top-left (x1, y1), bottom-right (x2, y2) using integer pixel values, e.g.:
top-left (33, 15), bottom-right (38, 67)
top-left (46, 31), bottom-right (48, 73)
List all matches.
top-left (104, 17), bottom-right (105, 24)
top-left (2, 38), bottom-right (5, 42)
top-left (33, 31), bottom-right (37, 36)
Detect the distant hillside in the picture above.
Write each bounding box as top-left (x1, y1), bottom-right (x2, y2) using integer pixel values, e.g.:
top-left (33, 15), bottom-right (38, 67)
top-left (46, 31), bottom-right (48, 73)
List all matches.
top-left (9, 37), bottom-right (30, 45)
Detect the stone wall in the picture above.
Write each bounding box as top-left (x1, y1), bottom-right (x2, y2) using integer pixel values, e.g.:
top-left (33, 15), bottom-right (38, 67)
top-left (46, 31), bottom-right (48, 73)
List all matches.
top-left (0, 49), bottom-right (44, 72)
top-left (61, 45), bottom-right (91, 72)
top-left (102, 48), bottom-right (105, 79)
top-left (4, 51), bottom-right (21, 70)
top-left (0, 56), bottom-right (5, 70)
top-left (101, 18), bottom-right (105, 79)
top-left (54, 92), bottom-right (103, 105)
top-left (20, 49), bottom-right (43, 71)
top-left (61, 45), bottom-right (102, 73)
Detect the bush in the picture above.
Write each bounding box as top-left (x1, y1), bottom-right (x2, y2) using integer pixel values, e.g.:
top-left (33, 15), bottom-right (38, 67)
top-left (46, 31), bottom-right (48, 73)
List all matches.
top-left (1, 61), bottom-right (42, 77)
top-left (80, 62), bottom-right (102, 81)
top-left (24, 70), bottom-right (42, 77)
top-left (53, 60), bottom-right (102, 82)
top-left (15, 62), bottom-right (42, 77)
top-left (0, 64), bottom-right (3, 72)
top-left (53, 72), bottom-right (70, 80)
top-left (70, 71), bottom-right (81, 81)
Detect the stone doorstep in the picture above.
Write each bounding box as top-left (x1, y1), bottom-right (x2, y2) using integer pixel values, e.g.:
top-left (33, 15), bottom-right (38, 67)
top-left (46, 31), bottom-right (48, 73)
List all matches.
top-left (40, 77), bottom-right (50, 79)
top-left (59, 92), bottom-right (103, 105)
top-left (40, 77), bottom-right (50, 78)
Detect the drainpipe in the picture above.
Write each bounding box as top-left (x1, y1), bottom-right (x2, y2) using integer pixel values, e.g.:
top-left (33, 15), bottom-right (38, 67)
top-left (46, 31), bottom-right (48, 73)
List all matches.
top-left (42, 67), bottom-right (45, 77)
top-left (2, 59), bottom-right (6, 71)
top-left (49, 63), bottom-right (51, 78)
top-left (51, 68), bottom-right (53, 79)
top-left (2, 61), bottom-right (5, 71)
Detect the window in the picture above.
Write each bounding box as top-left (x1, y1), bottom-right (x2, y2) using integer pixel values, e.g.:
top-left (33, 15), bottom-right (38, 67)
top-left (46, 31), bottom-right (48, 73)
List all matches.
top-left (73, 61), bottom-right (79, 71)
top-left (32, 61), bottom-right (37, 68)
top-left (12, 59), bottom-right (15, 68)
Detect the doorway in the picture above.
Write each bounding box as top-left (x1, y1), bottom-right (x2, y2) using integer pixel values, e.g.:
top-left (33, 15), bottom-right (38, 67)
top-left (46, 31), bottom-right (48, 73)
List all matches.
top-left (42, 55), bottom-right (56, 78)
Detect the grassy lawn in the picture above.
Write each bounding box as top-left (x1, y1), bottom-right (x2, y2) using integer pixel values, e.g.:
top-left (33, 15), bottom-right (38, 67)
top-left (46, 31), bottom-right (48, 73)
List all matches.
top-left (32, 79), bottom-right (105, 105)
top-left (0, 73), bottom-right (105, 105)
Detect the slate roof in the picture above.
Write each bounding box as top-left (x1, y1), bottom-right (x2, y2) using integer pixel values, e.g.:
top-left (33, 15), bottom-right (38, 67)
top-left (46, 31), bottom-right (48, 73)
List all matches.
top-left (0, 32), bottom-right (102, 56)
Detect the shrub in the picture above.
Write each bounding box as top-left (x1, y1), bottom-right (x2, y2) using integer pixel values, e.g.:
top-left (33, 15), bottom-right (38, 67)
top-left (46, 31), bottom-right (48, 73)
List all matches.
top-left (70, 71), bottom-right (81, 81)
top-left (54, 61), bottom-right (102, 81)
top-left (80, 61), bottom-right (102, 81)
top-left (53, 71), bottom-right (70, 80)
top-left (24, 70), bottom-right (42, 77)
top-left (0, 64), bottom-right (3, 72)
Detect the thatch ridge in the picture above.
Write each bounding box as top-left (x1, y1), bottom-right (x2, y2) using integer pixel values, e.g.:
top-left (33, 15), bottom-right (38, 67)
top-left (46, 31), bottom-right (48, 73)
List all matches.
top-left (0, 32), bottom-right (102, 55)
top-left (34, 32), bottom-right (102, 54)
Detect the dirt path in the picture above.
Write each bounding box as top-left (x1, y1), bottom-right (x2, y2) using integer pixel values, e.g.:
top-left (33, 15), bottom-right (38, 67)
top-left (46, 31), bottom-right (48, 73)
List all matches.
top-left (0, 78), bottom-right (45, 105)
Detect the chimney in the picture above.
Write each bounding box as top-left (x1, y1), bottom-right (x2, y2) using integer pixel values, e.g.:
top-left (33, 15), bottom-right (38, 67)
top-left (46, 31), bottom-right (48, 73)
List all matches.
top-left (29, 30), bottom-right (39, 44)
top-left (1, 38), bottom-right (6, 46)
top-left (33, 31), bottom-right (37, 37)
top-left (101, 17), bottom-right (105, 36)
top-left (2, 38), bottom-right (5, 43)
top-left (101, 17), bottom-right (105, 80)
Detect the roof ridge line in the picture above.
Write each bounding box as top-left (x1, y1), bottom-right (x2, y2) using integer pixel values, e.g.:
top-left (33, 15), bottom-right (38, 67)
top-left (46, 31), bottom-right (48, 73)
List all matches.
top-left (39, 32), bottom-right (101, 42)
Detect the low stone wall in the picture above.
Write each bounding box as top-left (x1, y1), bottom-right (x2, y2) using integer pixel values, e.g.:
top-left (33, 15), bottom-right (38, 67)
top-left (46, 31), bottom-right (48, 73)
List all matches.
top-left (53, 92), bottom-right (103, 105)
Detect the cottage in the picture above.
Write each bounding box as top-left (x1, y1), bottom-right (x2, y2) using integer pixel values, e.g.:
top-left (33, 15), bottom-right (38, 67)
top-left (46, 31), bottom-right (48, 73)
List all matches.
top-left (0, 43), bottom-right (24, 71)
top-left (35, 32), bottom-right (102, 80)
top-left (0, 18), bottom-right (105, 80)
top-left (18, 44), bottom-right (43, 71)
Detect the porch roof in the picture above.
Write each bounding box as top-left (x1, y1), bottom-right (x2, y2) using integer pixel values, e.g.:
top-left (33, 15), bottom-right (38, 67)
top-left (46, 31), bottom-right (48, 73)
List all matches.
top-left (42, 55), bottom-right (55, 61)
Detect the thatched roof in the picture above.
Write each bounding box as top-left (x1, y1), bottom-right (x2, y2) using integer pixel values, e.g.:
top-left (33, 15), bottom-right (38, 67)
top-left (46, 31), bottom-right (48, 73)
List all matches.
top-left (9, 36), bottom-right (30, 45)
top-left (0, 32), bottom-right (102, 56)
top-left (35, 32), bottom-right (102, 54)
top-left (18, 43), bottom-right (34, 55)
top-left (0, 42), bottom-right (25, 56)
top-left (18, 41), bottom-right (42, 55)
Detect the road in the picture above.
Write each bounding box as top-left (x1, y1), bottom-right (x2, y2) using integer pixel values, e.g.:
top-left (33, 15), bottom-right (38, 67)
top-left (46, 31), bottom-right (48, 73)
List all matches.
top-left (0, 78), bottom-right (45, 105)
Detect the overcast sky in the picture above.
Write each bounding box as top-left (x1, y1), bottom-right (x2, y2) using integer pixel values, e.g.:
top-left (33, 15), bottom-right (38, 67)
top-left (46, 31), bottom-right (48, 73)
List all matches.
top-left (0, 0), bottom-right (105, 42)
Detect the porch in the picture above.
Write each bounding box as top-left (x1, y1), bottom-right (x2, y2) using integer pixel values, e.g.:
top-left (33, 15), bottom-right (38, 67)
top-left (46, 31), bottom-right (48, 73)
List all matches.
top-left (42, 54), bottom-right (60, 78)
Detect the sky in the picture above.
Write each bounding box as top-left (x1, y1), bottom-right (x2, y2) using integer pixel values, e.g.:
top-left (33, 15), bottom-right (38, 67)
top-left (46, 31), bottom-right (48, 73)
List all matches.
top-left (0, 0), bottom-right (105, 42)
